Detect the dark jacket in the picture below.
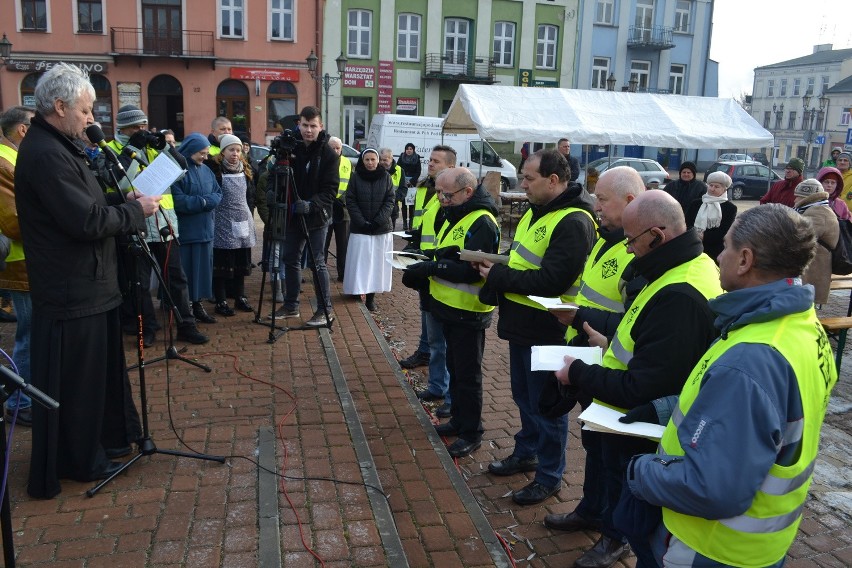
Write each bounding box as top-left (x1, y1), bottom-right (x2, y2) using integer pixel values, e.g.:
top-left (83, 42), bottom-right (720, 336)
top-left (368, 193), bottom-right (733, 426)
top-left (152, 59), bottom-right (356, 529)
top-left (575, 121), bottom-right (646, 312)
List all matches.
top-left (484, 183), bottom-right (597, 345)
top-left (569, 230), bottom-right (719, 410)
top-left (759, 174), bottom-right (803, 207)
top-left (345, 167), bottom-right (395, 235)
top-left (397, 151), bottom-right (422, 185)
top-left (685, 198), bottom-right (737, 262)
top-left (664, 178), bottom-right (707, 213)
top-left (15, 113), bottom-right (146, 320)
top-left (171, 160), bottom-right (222, 244)
top-left (290, 129), bottom-right (338, 231)
top-left (565, 154), bottom-right (580, 182)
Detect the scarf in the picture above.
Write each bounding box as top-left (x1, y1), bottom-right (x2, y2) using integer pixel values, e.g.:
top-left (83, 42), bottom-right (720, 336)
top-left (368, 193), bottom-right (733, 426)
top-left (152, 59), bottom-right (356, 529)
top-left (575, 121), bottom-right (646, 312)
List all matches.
top-left (693, 193), bottom-right (728, 231)
top-left (221, 156), bottom-right (244, 174)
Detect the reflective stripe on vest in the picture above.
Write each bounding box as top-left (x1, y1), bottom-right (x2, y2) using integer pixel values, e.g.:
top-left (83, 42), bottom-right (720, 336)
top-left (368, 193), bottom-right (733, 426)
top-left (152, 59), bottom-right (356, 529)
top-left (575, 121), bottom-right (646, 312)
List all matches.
top-left (429, 209), bottom-right (498, 313)
top-left (337, 157), bottom-right (352, 198)
top-left (660, 307), bottom-right (837, 566)
top-left (411, 185), bottom-right (435, 230)
top-left (596, 254), bottom-right (722, 412)
top-left (419, 199), bottom-right (443, 251)
top-left (565, 237), bottom-right (633, 343)
top-left (504, 206), bottom-right (596, 310)
top-left (0, 144), bottom-right (24, 263)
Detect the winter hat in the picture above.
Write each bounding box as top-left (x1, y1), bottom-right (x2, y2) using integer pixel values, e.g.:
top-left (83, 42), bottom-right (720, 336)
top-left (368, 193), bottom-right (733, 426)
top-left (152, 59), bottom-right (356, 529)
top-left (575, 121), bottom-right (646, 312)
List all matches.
top-left (706, 171), bottom-right (732, 188)
top-left (785, 157), bottom-right (805, 174)
top-left (177, 132), bottom-right (210, 159)
top-left (816, 166), bottom-right (844, 198)
top-left (679, 161), bottom-right (697, 176)
top-left (838, 152), bottom-right (852, 162)
top-left (831, 147), bottom-right (842, 156)
top-left (218, 134), bottom-right (242, 151)
top-left (236, 132), bottom-right (251, 145)
top-left (115, 105), bottom-right (148, 129)
top-left (793, 178), bottom-right (824, 198)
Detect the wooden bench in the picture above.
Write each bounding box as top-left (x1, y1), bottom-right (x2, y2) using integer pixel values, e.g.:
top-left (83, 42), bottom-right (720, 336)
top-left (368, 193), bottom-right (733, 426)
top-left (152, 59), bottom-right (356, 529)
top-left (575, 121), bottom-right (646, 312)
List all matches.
top-left (830, 275), bottom-right (852, 316)
top-left (819, 316), bottom-right (852, 369)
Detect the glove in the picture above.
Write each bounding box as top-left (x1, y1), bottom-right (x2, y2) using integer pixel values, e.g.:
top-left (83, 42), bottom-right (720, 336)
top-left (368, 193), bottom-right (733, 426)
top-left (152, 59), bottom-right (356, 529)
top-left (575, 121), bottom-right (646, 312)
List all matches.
top-left (292, 200), bottom-right (311, 215)
top-left (167, 144), bottom-right (188, 169)
top-left (127, 130), bottom-right (150, 151)
top-left (401, 261), bottom-right (435, 290)
top-left (362, 221), bottom-right (375, 232)
top-left (619, 403), bottom-right (659, 424)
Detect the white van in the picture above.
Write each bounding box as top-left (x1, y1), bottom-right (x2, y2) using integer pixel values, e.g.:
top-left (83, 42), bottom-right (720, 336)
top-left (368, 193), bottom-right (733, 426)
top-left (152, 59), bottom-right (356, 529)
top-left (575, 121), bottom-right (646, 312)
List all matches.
top-left (366, 114), bottom-right (518, 190)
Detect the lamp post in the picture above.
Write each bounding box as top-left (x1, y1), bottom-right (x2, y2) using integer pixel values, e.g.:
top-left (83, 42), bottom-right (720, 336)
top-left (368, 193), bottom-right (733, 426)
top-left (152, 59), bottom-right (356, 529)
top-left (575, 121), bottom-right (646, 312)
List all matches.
top-left (802, 93), bottom-right (828, 175)
top-left (628, 77), bottom-right (638, 93)
top-left (305, 50), bottom-right (347, 130)
top-left (606, 73), bottom-right (616, 91)
top-left (0, 34), bottom-right (13, 110)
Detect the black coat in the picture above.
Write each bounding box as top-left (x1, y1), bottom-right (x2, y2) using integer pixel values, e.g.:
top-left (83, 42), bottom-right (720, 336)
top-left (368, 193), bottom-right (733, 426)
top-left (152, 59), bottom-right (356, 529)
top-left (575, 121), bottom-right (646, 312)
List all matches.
top-left (290, 130), bottom-right (338, 230)
top-left (664, 178), bottom-right (707, 213)
top-left (345, 169), bottom-right (395, 235)
top-left (397, 151), bottom-right (422, 184)
top-left (685, 198), bottom-right (737, 262)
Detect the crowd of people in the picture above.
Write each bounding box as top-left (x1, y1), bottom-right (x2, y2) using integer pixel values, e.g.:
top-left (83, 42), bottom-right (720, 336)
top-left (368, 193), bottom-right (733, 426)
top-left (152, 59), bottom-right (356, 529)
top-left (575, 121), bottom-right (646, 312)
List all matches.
top-left (0, 63), bottom-right (842, 568)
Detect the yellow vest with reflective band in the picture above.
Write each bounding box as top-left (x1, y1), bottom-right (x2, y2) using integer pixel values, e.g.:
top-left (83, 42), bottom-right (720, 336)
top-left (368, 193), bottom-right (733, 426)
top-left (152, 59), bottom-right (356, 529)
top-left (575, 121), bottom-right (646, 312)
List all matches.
top-left (565, 237), bottom-right (633, 343)
top-left (504, 207), bottom-right (597, 310)
top-left (106, 140), bottom-right (173, 208)
top-left (597, 254), bottom-right (722, 411)
top-left (419, 199), bottom-right (443, 251)
top-left (0, 143), bottom-right (24, 263)
top-left (390, 164), bottom-right (403, 189)
top-left (337, 157), bottom-right (352, 198)
top-left (411, 184), bottom-right (435, 230)
top-left (660, 308), bottom-right (836, 567)
top-left (429, 209), bottom-right (498, 313)
top-left (208, 144), bottom-right (221, 157)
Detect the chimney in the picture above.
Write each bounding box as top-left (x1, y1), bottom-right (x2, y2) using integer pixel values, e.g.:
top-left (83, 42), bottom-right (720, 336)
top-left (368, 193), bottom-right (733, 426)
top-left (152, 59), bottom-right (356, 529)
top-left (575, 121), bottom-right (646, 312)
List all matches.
top-left (813, 44), bottom-right (833, 53)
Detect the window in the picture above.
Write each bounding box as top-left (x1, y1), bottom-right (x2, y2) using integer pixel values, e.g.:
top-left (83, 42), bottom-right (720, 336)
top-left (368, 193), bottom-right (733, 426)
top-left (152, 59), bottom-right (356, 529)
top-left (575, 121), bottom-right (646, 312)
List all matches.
top-left (348, 9), bottom-right (372, 58)
top-left (822, 76), bottom-right (830, 95)
top-left (397, 14), bottom-right (420, 61)
top-left (767, 79), bottom-right (774, 97)
top-left (270, 0), bottom-right (293, 41)
top-left (536, 24), bottom-right (558, 70)
top-left (220, 0), bottom-right (243, 38)
top-left (763, 111), bottom-right (770, 128)
top-left (841, 107), bottom-right (850, 127)
top-left (787, 111), bottom-right (797, 130)
top-left (630, 60), bottom-right (651, 91)
top-left (669, 64), bottom-right (686, 94)
top-left (674, 1), bottom-right (690, 33)
top-left (77, 0), bottom-right (102, 33)
top-left (595, 0), bottom-right (613, 24)
top-left (21, 0), bottom-right (48, 30)
top-left (780, 79), bottom-right (787, 97)
top-left (592, 57), bottom-right (610, 89)
top-left (493, 21), bottom-right (515, 67)
top-left (267, 81), bottom-right (297, 130)
top-left (793, 78), bottom-right (800, 97)
top-left (806, 77), bottom-right (814, 96)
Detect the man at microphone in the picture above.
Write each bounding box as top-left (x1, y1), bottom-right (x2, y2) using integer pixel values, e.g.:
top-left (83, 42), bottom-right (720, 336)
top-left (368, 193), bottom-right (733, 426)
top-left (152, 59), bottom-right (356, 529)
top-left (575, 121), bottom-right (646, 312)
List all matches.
top-left (15, 63), bottom-right (161, 498)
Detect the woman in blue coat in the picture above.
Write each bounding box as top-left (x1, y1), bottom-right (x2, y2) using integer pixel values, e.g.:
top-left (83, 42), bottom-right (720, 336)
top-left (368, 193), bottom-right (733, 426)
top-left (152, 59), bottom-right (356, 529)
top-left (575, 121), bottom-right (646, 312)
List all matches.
top-left (171, 133), bottom-right (222, 323)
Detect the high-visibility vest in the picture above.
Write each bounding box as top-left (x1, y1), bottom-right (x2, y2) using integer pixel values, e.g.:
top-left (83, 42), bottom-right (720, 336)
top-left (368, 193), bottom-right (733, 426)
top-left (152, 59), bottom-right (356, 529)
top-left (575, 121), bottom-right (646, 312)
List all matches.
top-left (106, 140), bottom-right (172, 208)
top-left (429, 209), bottom-right (498, 313)
top-left (597, 254), bottom-right (722, 411)
top-left (504, 206), bottom-right (597, 310)
top-left (565, 237), bottom-right (633, 343)
top-left (419, 199), bottom-right (443, 251)
top-left (337, 157), bottom-right (352, 198)
top-left (208, 144), bottom-right (221, 157)
top-left (0, 143), bottom-right (23, 263)
top-left (660, 307), bottom-right (836, 567)
top-left (390, 164), bottom-right (403, 189)
top-left (411, 184), bottom-right (435, 230)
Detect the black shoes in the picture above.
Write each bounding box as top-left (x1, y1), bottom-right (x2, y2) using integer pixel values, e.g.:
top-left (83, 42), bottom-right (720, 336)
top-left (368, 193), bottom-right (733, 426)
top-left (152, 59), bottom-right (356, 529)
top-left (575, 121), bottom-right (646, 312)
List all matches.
top-left (105, 446), bottom-right (133, 459)
top-left (417, 389), bottom-right (444, 402)
top-left (573, 535), bottom-right (630, 568)
top-left (435, 402), bottom-right (452, 418)
top-left (89, 461), bottom-right (124, 481)
top-left (488, 454), bottom-right (539, 476)
top-left (268, 306), bottom-right (299, 319)
top-left (143, 329), bottom-right (156, 347)
top-left (177, 325), bottom-right (209, 345)
top-left (399, 350), bottom-right (430, 369)
top-left (305, 310), bottom-right (334, 327)
top-left (215, 301), bottom-right (235, 317)
top-left (365, 294), bottom-right (377, 312)
top-left (234, 296), bottom-right (254, 312)
top-left (544, 510), bottom-right (602, 532)
top-left (512, 480), bottom-right (561, 505)
top-left (434, 422), bottom-right (459, 437)
top-left (4, 406), bottom-right (32, 427)
top-left (192, 301), bottom-right (217, 324)
top-left (447, 438), bottom-right (481, 458)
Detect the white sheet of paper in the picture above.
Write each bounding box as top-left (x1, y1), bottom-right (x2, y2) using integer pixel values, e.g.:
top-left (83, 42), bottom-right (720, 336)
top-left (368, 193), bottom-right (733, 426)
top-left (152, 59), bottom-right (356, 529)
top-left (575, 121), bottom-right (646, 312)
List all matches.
top-left (392, 231), bottom-right (412, 238)
top-left (578, 402), bottom-right (665, 441)
top-left (527, 295), bottom-right (579, 311)
top-left (131, 151), bottom-right (185, 196)
top-left (530, 345), bottom-right (602, 371)
top-left (387, 250), bottom-right (429, 270)
top-left (457, 249), bottom-right (508, 264)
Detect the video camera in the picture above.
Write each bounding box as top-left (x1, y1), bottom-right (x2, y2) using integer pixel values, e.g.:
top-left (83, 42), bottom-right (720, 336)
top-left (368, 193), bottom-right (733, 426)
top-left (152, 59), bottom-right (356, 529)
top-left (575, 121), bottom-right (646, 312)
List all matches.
top-left (127, 129), bottom-right (168, 151)
top-left (269, 129), bottom-right (300, 160)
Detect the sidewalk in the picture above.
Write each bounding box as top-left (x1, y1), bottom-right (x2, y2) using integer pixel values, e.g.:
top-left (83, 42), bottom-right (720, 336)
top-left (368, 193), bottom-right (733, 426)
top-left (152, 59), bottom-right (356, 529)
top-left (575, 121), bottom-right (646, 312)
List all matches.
top-left (0, 229), bottom-right (849, 567)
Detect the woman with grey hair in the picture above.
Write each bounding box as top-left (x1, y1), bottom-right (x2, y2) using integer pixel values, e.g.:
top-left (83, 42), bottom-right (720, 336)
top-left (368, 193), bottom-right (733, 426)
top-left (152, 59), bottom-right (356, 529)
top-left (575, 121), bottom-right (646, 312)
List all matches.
top-left (685, 170), bottom-right (737, 262)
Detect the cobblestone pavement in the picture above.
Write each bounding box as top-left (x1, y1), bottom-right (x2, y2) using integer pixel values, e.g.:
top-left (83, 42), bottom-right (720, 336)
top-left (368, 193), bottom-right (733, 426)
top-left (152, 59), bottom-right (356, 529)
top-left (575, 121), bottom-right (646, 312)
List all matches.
top-left (0, 224), bottom-right (848, 567)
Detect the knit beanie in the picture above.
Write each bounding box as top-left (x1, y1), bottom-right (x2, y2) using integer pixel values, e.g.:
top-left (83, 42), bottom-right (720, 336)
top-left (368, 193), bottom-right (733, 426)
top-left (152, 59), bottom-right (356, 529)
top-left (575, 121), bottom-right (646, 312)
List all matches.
top-left (706, 171), bottom-right (732, 188)
top-left (838, 152), bottom-right (852, 162)
top-left (786, 157), bottom-right (805, 174)
top-left (115, 105), bottom-right (148, 129)
top-left (679, 161), bottom-right (697, 176)
top-left (218, 134), bottom-right (242, 151)
top-left (793, 178), bottom-right (823, 198)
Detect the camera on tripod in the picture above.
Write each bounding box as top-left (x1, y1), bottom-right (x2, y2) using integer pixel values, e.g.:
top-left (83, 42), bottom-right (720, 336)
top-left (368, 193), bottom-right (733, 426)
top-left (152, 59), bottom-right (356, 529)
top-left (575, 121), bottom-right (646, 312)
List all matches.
top-left (269, 129), bottom-right (300, 160)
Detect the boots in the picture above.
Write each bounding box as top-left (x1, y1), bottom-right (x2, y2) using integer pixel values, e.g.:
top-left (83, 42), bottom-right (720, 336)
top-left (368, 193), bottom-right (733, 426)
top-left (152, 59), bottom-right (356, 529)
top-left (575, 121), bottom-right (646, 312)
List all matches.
top-left (192, 301), bottom-right (217, 324)
top-left (365, 293), bottom-right (377, 312)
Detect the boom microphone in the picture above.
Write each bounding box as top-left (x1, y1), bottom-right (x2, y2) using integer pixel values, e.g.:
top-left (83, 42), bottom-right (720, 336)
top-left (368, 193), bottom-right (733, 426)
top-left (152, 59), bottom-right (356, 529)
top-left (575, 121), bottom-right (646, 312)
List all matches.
top-left (85, 124), bottom-right (126, 174)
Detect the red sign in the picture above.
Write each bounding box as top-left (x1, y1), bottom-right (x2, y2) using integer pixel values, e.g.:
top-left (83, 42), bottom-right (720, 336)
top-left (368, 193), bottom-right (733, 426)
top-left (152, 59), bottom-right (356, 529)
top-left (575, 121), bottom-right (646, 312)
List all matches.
top-left (229, 67), bottom-right (300, 81)
top-left (377, 60), bottom-right (394, 114)
top-left (344, 65), bottom-right (375, 88)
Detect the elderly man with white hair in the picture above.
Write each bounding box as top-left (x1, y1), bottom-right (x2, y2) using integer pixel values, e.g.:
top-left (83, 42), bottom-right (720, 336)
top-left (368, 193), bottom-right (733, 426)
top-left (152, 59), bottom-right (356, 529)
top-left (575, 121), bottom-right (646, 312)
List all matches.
top-left (685, 170), bottom-right (737, 262)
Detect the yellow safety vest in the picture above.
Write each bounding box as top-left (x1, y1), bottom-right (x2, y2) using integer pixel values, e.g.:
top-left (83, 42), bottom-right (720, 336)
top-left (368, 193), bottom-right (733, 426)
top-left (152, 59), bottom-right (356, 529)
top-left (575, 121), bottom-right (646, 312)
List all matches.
top-left (597, 254), bottom-right (722, 411)
top-left (504, 207), bottom-right (597, 310)
top-left (337, 157), bottom-right (352, 198)
top-left (419, 199), bottom-right (443, 252)
top-left (390, 164), bottom-right (403, 189)
top-left (0, 143), bottom-right (24, 263)
top-left (660, 307), bottom-right (836, 567)
top-left (429, 209), bottom-right (498, 313)
top-left (411, 184), bottom-right (435, 230)
top-left (565, 237), bottom-right (633, 343)
top-left (208, 144), bottom-right (221, 157)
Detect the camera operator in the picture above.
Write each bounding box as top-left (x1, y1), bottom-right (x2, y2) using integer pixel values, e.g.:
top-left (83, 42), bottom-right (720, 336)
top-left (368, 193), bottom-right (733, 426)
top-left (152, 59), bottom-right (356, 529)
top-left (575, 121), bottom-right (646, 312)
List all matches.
top-left (277, 106), bottom-right (338, 327)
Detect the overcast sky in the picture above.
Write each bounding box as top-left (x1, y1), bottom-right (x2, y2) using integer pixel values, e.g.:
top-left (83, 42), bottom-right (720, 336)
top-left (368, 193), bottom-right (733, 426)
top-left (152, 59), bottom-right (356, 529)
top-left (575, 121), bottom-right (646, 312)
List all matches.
top-left (711, 0), bottom-right (852, 99)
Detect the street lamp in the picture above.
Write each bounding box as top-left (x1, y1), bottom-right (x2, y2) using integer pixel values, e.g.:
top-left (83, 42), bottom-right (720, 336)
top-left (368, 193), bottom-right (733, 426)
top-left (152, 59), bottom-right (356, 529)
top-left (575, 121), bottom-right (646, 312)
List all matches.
top-left (0, 34), bottom-right (12, 110)
top-left (802, 93), bottom-right (828, 174)
top-left (772, 103), bottom-right (784, 130)
top-left (306, 50), bottom-right (347, 129)
top-left (606, 73), bottom-right (616, 91)
top-left (628, 77), bottom-right (638, 93)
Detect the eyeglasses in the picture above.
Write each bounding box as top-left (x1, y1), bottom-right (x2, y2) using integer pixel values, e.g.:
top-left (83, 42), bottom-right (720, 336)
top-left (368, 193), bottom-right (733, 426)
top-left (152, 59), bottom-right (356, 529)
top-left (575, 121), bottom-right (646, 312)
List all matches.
top-left (625, 226), bottom-right (665, 248)
top-left (438, 187), bottom-right (467, 200)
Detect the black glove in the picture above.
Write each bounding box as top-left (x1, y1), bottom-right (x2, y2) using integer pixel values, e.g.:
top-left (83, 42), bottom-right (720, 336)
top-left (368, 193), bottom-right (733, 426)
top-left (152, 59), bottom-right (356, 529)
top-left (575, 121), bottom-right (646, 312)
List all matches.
top-left (362, 221), bottom-right (375, 232)
top-left (619, 403), bottom-right (659, 424)
top-left (401, 261), bottom-right (435, 290)
top-left (292, 200), bottom-right (311, 215)
top-left (167, 144), bottom-right (188, 169)
top-left (127, 130), bottom-right (150, 151)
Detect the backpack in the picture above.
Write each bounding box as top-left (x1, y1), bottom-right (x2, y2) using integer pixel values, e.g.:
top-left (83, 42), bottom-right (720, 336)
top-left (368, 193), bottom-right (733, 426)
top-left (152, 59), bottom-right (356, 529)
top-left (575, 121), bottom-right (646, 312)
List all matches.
top-left (819, 217), bottom-right (852, 275)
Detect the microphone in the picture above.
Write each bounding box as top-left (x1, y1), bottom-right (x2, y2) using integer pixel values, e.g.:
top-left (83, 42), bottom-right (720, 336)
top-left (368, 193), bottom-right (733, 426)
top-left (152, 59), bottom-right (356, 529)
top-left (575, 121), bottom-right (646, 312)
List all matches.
top-left (85, 124), bottom-right (126, 175)
top-left (0, 365), bottom-right (59, 411)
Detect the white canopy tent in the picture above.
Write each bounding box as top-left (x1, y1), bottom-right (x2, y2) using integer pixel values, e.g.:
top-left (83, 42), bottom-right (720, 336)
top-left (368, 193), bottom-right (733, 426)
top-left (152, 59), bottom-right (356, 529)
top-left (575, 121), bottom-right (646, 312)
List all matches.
top-left (442, 84), bottom-right (774, 149)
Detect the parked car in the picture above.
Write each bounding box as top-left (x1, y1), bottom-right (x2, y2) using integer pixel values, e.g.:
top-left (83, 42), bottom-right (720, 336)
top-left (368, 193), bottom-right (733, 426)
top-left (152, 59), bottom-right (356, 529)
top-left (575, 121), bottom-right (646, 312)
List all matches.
top-left (717, 153), bottom-right (756, 163)
top-left (582, 157), bottom-right (671, 187)
top-left (703, 161), bottom-right (781, 200)
top-left (749, 152), bottom-right (770, 166)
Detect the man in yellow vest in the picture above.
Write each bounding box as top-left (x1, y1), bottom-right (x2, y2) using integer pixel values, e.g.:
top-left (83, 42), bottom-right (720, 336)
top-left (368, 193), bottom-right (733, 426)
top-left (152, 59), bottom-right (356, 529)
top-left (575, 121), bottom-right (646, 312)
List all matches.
top-left (206, 116), bottom-right (232, 157)
top-left (0, 106), bottom-right (35, 425)
top-left (401, 167), bottom-right (500, 457)
top-left (556, 190), bottom-right (721, 568)
top-left (324, 136), bottom-right (351, 282)
top-left (476, 149), bottom-right (597, 506)
top-left (622, 204), bottom-right (838, 568)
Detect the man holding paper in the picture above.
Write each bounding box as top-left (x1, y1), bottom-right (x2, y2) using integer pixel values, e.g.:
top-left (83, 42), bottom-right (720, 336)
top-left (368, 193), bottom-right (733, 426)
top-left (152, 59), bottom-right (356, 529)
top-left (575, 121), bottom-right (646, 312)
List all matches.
top-left (476, 149), bottom-right (597, 505)
top-left (555, 190), bottom-right (720, 568)
top-left (623, 205), bottom-right (837, 568)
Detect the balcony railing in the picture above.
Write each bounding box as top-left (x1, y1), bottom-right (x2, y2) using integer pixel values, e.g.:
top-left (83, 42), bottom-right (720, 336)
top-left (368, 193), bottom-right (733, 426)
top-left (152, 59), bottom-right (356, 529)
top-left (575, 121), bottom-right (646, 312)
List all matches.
top-left (110, 27), bottom-right (215, 58)
top-left (626, 26), bottom-right (674, 50)
top-left (423, 53), bottom-right (496, 83)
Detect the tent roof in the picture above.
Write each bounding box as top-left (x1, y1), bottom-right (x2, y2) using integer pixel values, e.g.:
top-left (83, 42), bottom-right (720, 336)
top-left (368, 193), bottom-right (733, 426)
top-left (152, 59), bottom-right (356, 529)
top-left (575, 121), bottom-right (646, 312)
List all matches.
top-left (442, 85), bottom-right (774, 149)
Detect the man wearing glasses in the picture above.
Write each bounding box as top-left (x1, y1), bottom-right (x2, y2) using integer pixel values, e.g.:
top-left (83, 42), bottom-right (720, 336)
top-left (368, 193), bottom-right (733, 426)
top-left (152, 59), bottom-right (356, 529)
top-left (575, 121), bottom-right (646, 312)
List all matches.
top-left (759, 157), bottom-right (804, 208)
top-left (555, 190), bottom-right (721, 568)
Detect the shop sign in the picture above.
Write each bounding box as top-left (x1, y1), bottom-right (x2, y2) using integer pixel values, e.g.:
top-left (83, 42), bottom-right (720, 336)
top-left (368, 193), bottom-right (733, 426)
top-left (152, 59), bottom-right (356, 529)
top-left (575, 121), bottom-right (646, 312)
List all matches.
top-left (344, 65), bottom-right (375, 88)
top-left (6, 59), bottom-right (108, 73)
top-left (229, 67), bottom-right (299, 81)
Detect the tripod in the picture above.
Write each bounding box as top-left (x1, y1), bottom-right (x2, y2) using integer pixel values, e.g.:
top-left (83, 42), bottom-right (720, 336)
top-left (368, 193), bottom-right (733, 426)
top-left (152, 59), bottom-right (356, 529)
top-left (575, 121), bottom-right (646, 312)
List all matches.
top-left (254, 153), bottom-right (334, 343)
